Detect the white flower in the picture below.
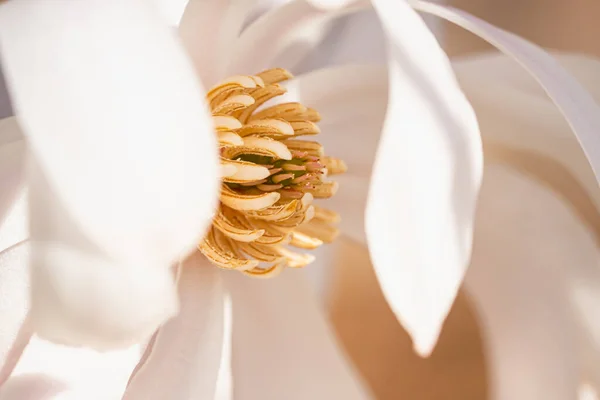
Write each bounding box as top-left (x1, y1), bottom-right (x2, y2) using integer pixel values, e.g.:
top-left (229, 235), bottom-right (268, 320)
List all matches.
top-left (0, 0), bottom-right (482, 398)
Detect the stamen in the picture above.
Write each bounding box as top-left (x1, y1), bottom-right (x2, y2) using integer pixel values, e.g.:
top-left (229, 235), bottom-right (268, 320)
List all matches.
top-left (199, 68), bottom-right (346, 277)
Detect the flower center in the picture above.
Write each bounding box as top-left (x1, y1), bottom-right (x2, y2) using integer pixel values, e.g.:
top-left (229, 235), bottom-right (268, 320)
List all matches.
top-left (199, 68), bottom-right (346, 278)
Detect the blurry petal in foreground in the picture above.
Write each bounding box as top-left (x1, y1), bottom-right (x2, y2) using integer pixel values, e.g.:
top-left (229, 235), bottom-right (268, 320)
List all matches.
top-left (0, 1), bottom-right (219, 348)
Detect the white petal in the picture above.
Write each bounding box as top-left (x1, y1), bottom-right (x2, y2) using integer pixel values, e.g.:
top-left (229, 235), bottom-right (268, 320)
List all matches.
top-left (180, 0), bottom-right (269, 85)
top-left (225, 270), bottom-right (372, 400)
top-left (278, 65), bottom-right (388, 243)
top-left (413, 0), bottom-right (600, 184)
top-left (0, 2), bottom-right (219, 348)
top-left (455, 52), bottom-right (600, 394)
top-left (226, 0), bottom-right (366, 76)
top-left (26, 162), bottom-right (179, 350)
top-left (0, 243), bottom-right (30, 379)
top-left (368, 0), bottom-right (483, 355)
top-left (179, 0), bottom-right (233, 86)
top-left (454, 53), bottom-right (600, 211)
top-left (123, 251), bottom-right (225, 400)
top-left (0, 337), bottom-right (140, 400)
top-left (465, 164), bottom-right (588, 400)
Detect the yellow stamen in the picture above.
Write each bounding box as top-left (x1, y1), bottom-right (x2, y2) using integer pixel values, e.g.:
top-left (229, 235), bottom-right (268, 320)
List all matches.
top-left (197, 68), bottom-right (346, 277)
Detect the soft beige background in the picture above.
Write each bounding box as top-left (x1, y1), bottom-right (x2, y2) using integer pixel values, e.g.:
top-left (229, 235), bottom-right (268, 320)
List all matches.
top-left (328, 1), bottom-right (600, 399)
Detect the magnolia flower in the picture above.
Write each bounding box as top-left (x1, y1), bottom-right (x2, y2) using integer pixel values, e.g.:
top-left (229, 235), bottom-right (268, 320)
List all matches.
top-left (0, 0), bottom-right (482, 398)
top-left (2, 0), bottom-right (596, 399)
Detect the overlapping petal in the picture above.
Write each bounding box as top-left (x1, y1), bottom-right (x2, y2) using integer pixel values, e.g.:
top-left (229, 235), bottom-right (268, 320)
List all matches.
top-left (413, 0), bottom-right (600, 183)
top-left (454, 53), bottom-right (600, 208)
top-left (457, 52), bottom-right (600, 398)
top-left (0, 1), bottom-right (219, 348)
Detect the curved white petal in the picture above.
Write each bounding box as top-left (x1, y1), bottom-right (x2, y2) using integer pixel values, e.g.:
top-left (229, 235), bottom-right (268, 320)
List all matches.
top-left (225, 270), bottom-right (372, 400)
top-left (123, 251), bottom-right (225, 400)
top-left (0, 243), bottom-right (30, 381)
top-left (181, 0), bottom-right (270, 85)
top-left (227, 0), bottom-right (366, 76)
top-left (0, 337), bottom-right (140, 400)
top-left (0, 1), bottom-right (219, 348)
top-left (466, 164), bottom-right (589, 400)
top-left (368, 0), bottom-right (483, 355)
top-left (412, 0), bottom-right (600, 184)
top-left (277, 65), bottom-right (387, 243)
top-left (454, 53), bottom-right (600, 210)
top-left (179, 0), bottom-right (233, 86)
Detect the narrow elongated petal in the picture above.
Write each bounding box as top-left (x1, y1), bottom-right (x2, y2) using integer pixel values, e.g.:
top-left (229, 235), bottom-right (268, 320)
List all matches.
top-left (0, 337), bottom-right (140, 400)
top-left (124, 251), bottom-right (225, 400)
top-left (413, 0), bottom-right (600, 183)
top-left (466, 164), bottom-right (588, 400)
top-left (225, 270), bottom-right (371, 400)
top-left (0, 1), bottom-right (219, 348)
top-left (368, 0), bottom-right (482, 355)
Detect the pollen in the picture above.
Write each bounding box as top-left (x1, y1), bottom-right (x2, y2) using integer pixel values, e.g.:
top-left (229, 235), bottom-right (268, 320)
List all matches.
top-left (199, 68), bottom-right (347, 278)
